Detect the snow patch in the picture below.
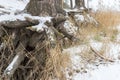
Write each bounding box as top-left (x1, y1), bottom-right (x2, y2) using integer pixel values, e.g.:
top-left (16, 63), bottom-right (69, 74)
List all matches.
top-left (74, 14), bottom-right (85, 22)
top-left (73, 63), bottom-right (120, 80)
top-left (64, 20), bottom-right (78, 36)
top-left (0, 13), bottom-right (30, 21)
top-left (32, 17), bottom-right (52, 31)
top-left (0, 0), bottom-right (28, 12)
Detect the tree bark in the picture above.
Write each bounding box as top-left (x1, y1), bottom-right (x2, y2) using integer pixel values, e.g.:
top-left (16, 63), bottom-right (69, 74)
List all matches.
top-left (75, 0), bottom-right (85, 8)
top-left (0, 18), bottom-right (39, 28)
top-left (3, 52), bottom-right (25, 78)
top-left (25, 0), bottom-right (65, 16)
top-left (70, 0), bottom-right (73, 9)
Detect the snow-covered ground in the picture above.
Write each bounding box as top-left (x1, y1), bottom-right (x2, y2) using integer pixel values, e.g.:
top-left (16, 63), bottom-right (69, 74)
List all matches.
top-left (64, 38), bottom-right (120, 80)
top-left (89, 0), bottom-right (120, 11)
top-left (73, 62), bottom-right (120, 80)
top-left (64, 0), bottom-right (120, 80)
top-left (1, 0), bottom-right (120, 80)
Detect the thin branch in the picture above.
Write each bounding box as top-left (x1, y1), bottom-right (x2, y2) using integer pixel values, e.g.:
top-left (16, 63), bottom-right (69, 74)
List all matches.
top-left (3, 51), bottom-right (25, 78)
top-left (90, 46), bottom-right (114, 62)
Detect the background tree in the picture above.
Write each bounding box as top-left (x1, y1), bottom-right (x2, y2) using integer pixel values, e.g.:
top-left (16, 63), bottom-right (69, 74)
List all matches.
top-left (70, 0), bottom-right (73, 9)
top-left (75, 0), bottom-right (85, 8)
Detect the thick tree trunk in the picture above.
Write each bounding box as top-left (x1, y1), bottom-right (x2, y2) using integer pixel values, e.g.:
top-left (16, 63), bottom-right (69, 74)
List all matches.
top-left (55, 0), bottom-right (63, 8)
top-left (25, 0), bottom-right (65, 16)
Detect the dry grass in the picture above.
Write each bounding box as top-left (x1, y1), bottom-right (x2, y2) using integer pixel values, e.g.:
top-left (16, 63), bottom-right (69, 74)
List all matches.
top-left (78, 46), bottom-right (97, 64)
top-left (78, 44), bottom-right (113, 68)
top-left (0, 40), bottom-right (71, 80)
top-left (41, 45), bottom-right (71, 80)
top-left (77, 11), bottom-right (120, 43)
top-left (74, 11), bottom-right (120, 66)
top-left (0, 28), bottom-right (70, 80)
top-left (94, 11), bottom-right (120, 27)
top-left (0, 22), bottom-right (72, 80)
top-left (0, 34), bottom-right (17, 79)
top-left (94, 11), bottom-right (120, 40)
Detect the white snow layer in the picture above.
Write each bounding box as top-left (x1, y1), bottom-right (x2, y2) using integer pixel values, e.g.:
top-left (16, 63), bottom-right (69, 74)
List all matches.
top-left (0, 14), bottom-right (29, 21)
top-left (73, 63), bottom-right (120, 80)
top-left (0, 0), bottom-right (52, 31)
top-left (0, 0), bottom-right (29, 21)
top-left (64, 40), bottom-right (120, 80)
top-left (0, 0), bottom-right (28, 12)
top-left (32, 16), bottom-right (52, 31)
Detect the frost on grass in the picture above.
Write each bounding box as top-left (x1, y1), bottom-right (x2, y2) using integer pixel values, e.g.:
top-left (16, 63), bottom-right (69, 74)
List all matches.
top-left (64, 20), bottom-right (78, 36)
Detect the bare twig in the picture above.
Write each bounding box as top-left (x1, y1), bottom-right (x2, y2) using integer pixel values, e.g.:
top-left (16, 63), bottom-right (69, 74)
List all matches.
top-left (90, 46), bottom-right (114, 62)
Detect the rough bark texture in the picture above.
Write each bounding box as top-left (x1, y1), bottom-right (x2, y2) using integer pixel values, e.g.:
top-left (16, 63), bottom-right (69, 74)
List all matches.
top-left (1, 18), bottom-right (39, 28)
top-left (25, 0), bottom-right (66, 16)
top-left (70, 0), bottom-right (73, 9)
top-left (75, 0), bottom-right (85, 8)
top-left (3, 52), bottom-right (25, 78)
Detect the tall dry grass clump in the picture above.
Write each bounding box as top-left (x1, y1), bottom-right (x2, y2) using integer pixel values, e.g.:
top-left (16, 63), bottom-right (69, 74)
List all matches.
top-left (78, 11), bottom-right (120, 42)
top-left (40, 45), bottom-right (71, 80)
top-left (93, 11), bottom-right (120, 40)
top-left (94, 11), bottom-right (120, 27)
top-left (0, 39), bottom-right (71, 80)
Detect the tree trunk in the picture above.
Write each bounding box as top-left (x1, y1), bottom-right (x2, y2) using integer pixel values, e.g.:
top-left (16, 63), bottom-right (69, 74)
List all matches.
top-left (3, 52), bottom-right (25, 78)
top-left (70, 0), bottom-right (73, 9)
top-left (75, 0), bottom-right (85, 8)
top-left (25, 0), bottom-right (65, 16)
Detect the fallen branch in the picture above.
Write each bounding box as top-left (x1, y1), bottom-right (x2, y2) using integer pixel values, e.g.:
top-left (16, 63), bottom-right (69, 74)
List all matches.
top-left (51, 16), bottom-right (66, 27)
top-left (0, 43), bottom-right (6, 51)
top-left (56, 22), bottom-right (79, 41)
top-left (90, 46), bottom-right (114, 62)
top-left (3, 51), bottom-right (25, 78)
top-left (1, 18), bottom-right (39, 28)
top-left (51, 16), bottom-right (78, 41)
top-left (2, 33), bottom-right (29, 79)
